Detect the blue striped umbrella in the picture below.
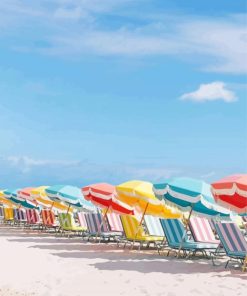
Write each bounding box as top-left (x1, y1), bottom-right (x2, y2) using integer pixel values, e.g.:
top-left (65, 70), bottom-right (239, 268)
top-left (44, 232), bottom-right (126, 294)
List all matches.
top-left (3, 189), bottom-right (38, 209)
top-left (45, 185), bottom-right (94, 211)
top-left (153, 178), bottom-right (231, 219)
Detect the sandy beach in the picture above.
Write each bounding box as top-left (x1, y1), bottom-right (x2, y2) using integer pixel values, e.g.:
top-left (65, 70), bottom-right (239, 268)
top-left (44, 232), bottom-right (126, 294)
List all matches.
top-left (0, 225), bottom-right (246, 296)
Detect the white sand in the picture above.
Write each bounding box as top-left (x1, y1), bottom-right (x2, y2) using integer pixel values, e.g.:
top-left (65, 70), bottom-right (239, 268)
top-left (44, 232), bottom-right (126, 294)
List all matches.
top-left (0, 225), bottom-right (246, 296)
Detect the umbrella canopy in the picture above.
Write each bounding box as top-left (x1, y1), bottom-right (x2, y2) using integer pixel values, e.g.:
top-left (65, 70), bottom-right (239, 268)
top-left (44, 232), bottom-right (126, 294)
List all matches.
top-left (116, 180), bottom-right (181, 218)
top-left (3, 188), bottom-right (38, 209)
top-left (211, 174), bottom-right (247, 214)
top-left (153, 177), bottom-right (231, 218)
top-left (17, 187), bottom-right (38, 208)
top-left (0, 190), bottom-right (15, 207)
top-left (82, 183), bottom-right (135, 215)
top-left (45, 185), bottom-right (94, 211)
top-left (30, 186), bottom-right (72, 212)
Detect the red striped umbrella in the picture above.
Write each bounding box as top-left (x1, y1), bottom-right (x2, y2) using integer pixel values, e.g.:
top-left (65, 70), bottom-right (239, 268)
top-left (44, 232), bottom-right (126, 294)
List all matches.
top-left (17, 187), bottom-right (38, 208)
top-left (82, 183), bottom-right (135, 215)
top-left (211, 174), bottom-right (247, 214)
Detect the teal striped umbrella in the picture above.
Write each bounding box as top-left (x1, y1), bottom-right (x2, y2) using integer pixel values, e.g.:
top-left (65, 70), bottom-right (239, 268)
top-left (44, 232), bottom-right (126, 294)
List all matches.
top-left (153, 178), bottom-right (231, 254)
top-left (3, 189), bottom-right (38, 209)
top-left (45, 185), bottom-right (94, 211)
top-left (153, 178), bottom-right (231, 219)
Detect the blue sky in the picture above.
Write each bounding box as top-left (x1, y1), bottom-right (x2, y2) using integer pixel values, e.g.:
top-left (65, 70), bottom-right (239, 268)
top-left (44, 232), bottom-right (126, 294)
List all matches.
top-left (0, 0), bottom-right (246, 188)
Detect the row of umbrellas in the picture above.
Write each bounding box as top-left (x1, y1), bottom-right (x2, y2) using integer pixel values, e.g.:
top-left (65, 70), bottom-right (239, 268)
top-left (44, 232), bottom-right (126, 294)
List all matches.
top-left (0, 175), bottom-right (246, 220)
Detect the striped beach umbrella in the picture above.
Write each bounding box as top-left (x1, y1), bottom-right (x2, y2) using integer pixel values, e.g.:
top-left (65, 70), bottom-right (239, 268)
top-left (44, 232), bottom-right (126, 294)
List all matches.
top-left (211, 174), bottom-right (247, 214)
top-left (30, 186), bottom-right (72, 212)
top-left (3, 188), bottom-right (38, 209)
top-left (211, 174), bottom-right (247, 272)
top-left (116, 180), bottom-right (181, 218)
top-left (17, 187), bottom-right (38, 208)
top-left (116, 180), bottom-right (181, 239)
top-left (45, 185), bottom-right (94, 211)
top-left (82, 183), bottom-right (135, 215)
top-left (0, 190), bottom-right (15, 207)
top-left (153, 178), bottom-right (231, 219)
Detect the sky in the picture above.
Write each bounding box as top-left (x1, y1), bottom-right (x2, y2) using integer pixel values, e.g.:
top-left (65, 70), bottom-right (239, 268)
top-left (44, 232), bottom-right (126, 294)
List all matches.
top-left (0, 0), bottom-right (246, 188)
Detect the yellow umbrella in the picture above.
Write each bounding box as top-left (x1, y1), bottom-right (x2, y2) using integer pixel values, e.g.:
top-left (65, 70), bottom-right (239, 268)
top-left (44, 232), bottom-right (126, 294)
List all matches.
top-left (116, 180), bottom-right (181, 219)
top-left (30, 186), bottom-right (72, 212)
top-left (0, 190), bottom-right (15, 207)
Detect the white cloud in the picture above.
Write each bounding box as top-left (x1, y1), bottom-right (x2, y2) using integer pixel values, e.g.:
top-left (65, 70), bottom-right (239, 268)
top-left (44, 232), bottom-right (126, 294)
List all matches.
top-left (2, 155), bottom-right (180, 183)
top-left (0, 1), bottom-right (246, 73)
top-left (180, 82), bottom-right (237, 103)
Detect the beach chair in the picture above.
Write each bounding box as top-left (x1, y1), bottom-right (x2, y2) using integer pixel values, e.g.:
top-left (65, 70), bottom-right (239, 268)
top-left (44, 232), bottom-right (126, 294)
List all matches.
top-left (119, 215), bottom-right (164, 250)
top-left (14, 208), bottom-right (27, 226)
top-left (144, 215), bottom-right (165, 237)
top-left (106, 213), bottom-right (123, 232)
top-left (213, 222), bottom-right (247, 269)
top-left (159, 219), bottom-right (219, 257)
top-left (105, 212), bottom-right (124, 240)
top-left (3, 207), bottom-right (14, 224)
top-left (189, 217), bottom-right (220, 244)
top-left (57, 213), bottom-right (86, 237)
top-left (77, 212), bottom-right (88, 229)
top-left (41, 209), bottom-right (58, 231)
top-left (26, 209), bottom-right (41, 228)
top-left (85, 212), bottom-right (118, 242)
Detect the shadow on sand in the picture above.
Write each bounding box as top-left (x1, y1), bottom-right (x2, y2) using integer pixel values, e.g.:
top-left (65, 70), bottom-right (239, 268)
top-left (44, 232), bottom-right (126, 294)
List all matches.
top-left (1, 226), bottom-right (246, 278)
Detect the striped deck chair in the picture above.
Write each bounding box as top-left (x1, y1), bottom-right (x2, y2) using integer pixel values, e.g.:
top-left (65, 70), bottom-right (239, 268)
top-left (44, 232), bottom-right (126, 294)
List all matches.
top-left (77, 212), bottom-right (88, 229)
top-left (119, 215), bottom-right (164, 250)
top-left (214, 222), bottom-right (247, 269)
top-left (85, 212), bottom-right (116, 242)
top-left (144, 215), bottom-right (165, 237)
top-left (105, 213), bottom-right (124, 240)
top-left (58, 213), bottom-right (86, 237)
top-left (189, 217), bottom-right (220, 244)
top-left (3, 208), bottom-right (14, 224)
top-left (160, 219), bottom-right (219, 257)
top-left (85, 212), bottom-right (109, 233)
top-left (14, 209), bottom-right (27, 225)
top-left (106, 213), bottom-right (123, 232)
top-left (26, 209), bottom-right (41, 228)
top-left (41, 209), bottom-right (58, 231)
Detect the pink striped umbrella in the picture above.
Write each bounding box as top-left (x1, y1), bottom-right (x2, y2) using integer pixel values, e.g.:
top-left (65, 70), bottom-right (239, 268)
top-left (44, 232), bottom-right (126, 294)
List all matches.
top-left (17, 187), bottom-right (38, 208)
top-left (82, 183), bottom-right (135, 215)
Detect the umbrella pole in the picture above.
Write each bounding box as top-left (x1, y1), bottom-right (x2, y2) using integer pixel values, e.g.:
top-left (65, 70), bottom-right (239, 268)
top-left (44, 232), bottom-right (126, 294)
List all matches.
top-left (97, 206), bottom-right (109, 243)
top-left (178, 205), bottom-right (194, 258)
top-left (66, 205), bottom-right (71, 214)
top-left (133, 203), bottom-right (149, 247)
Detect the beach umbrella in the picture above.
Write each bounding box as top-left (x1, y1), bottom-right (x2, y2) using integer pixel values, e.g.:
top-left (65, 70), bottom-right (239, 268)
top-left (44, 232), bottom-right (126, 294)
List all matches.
top-left (211, 174), bottom-right (247, 214)
top-left (82, 183), bottom-right (135, 215)
top-left (45, 185), bottom-right (94, 212)
top-left (17, 187), bottom-right (38, 208)
top-left (82, 183), bottom-right (135, 237)
top-left (153, 178), bottom-right (231, 219)
top-left (0, 190), bottom-right (15, 207)
top-left (3, 189), bottom-right (38, 209)
top-left (30, 186), bottom-right (72, 212)
top-left (153, 177), bottom-right (231, 256)
top-left (211, 174), bottom-right (247, 272)
top-left (116, 180), bottom-right (181, 234)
